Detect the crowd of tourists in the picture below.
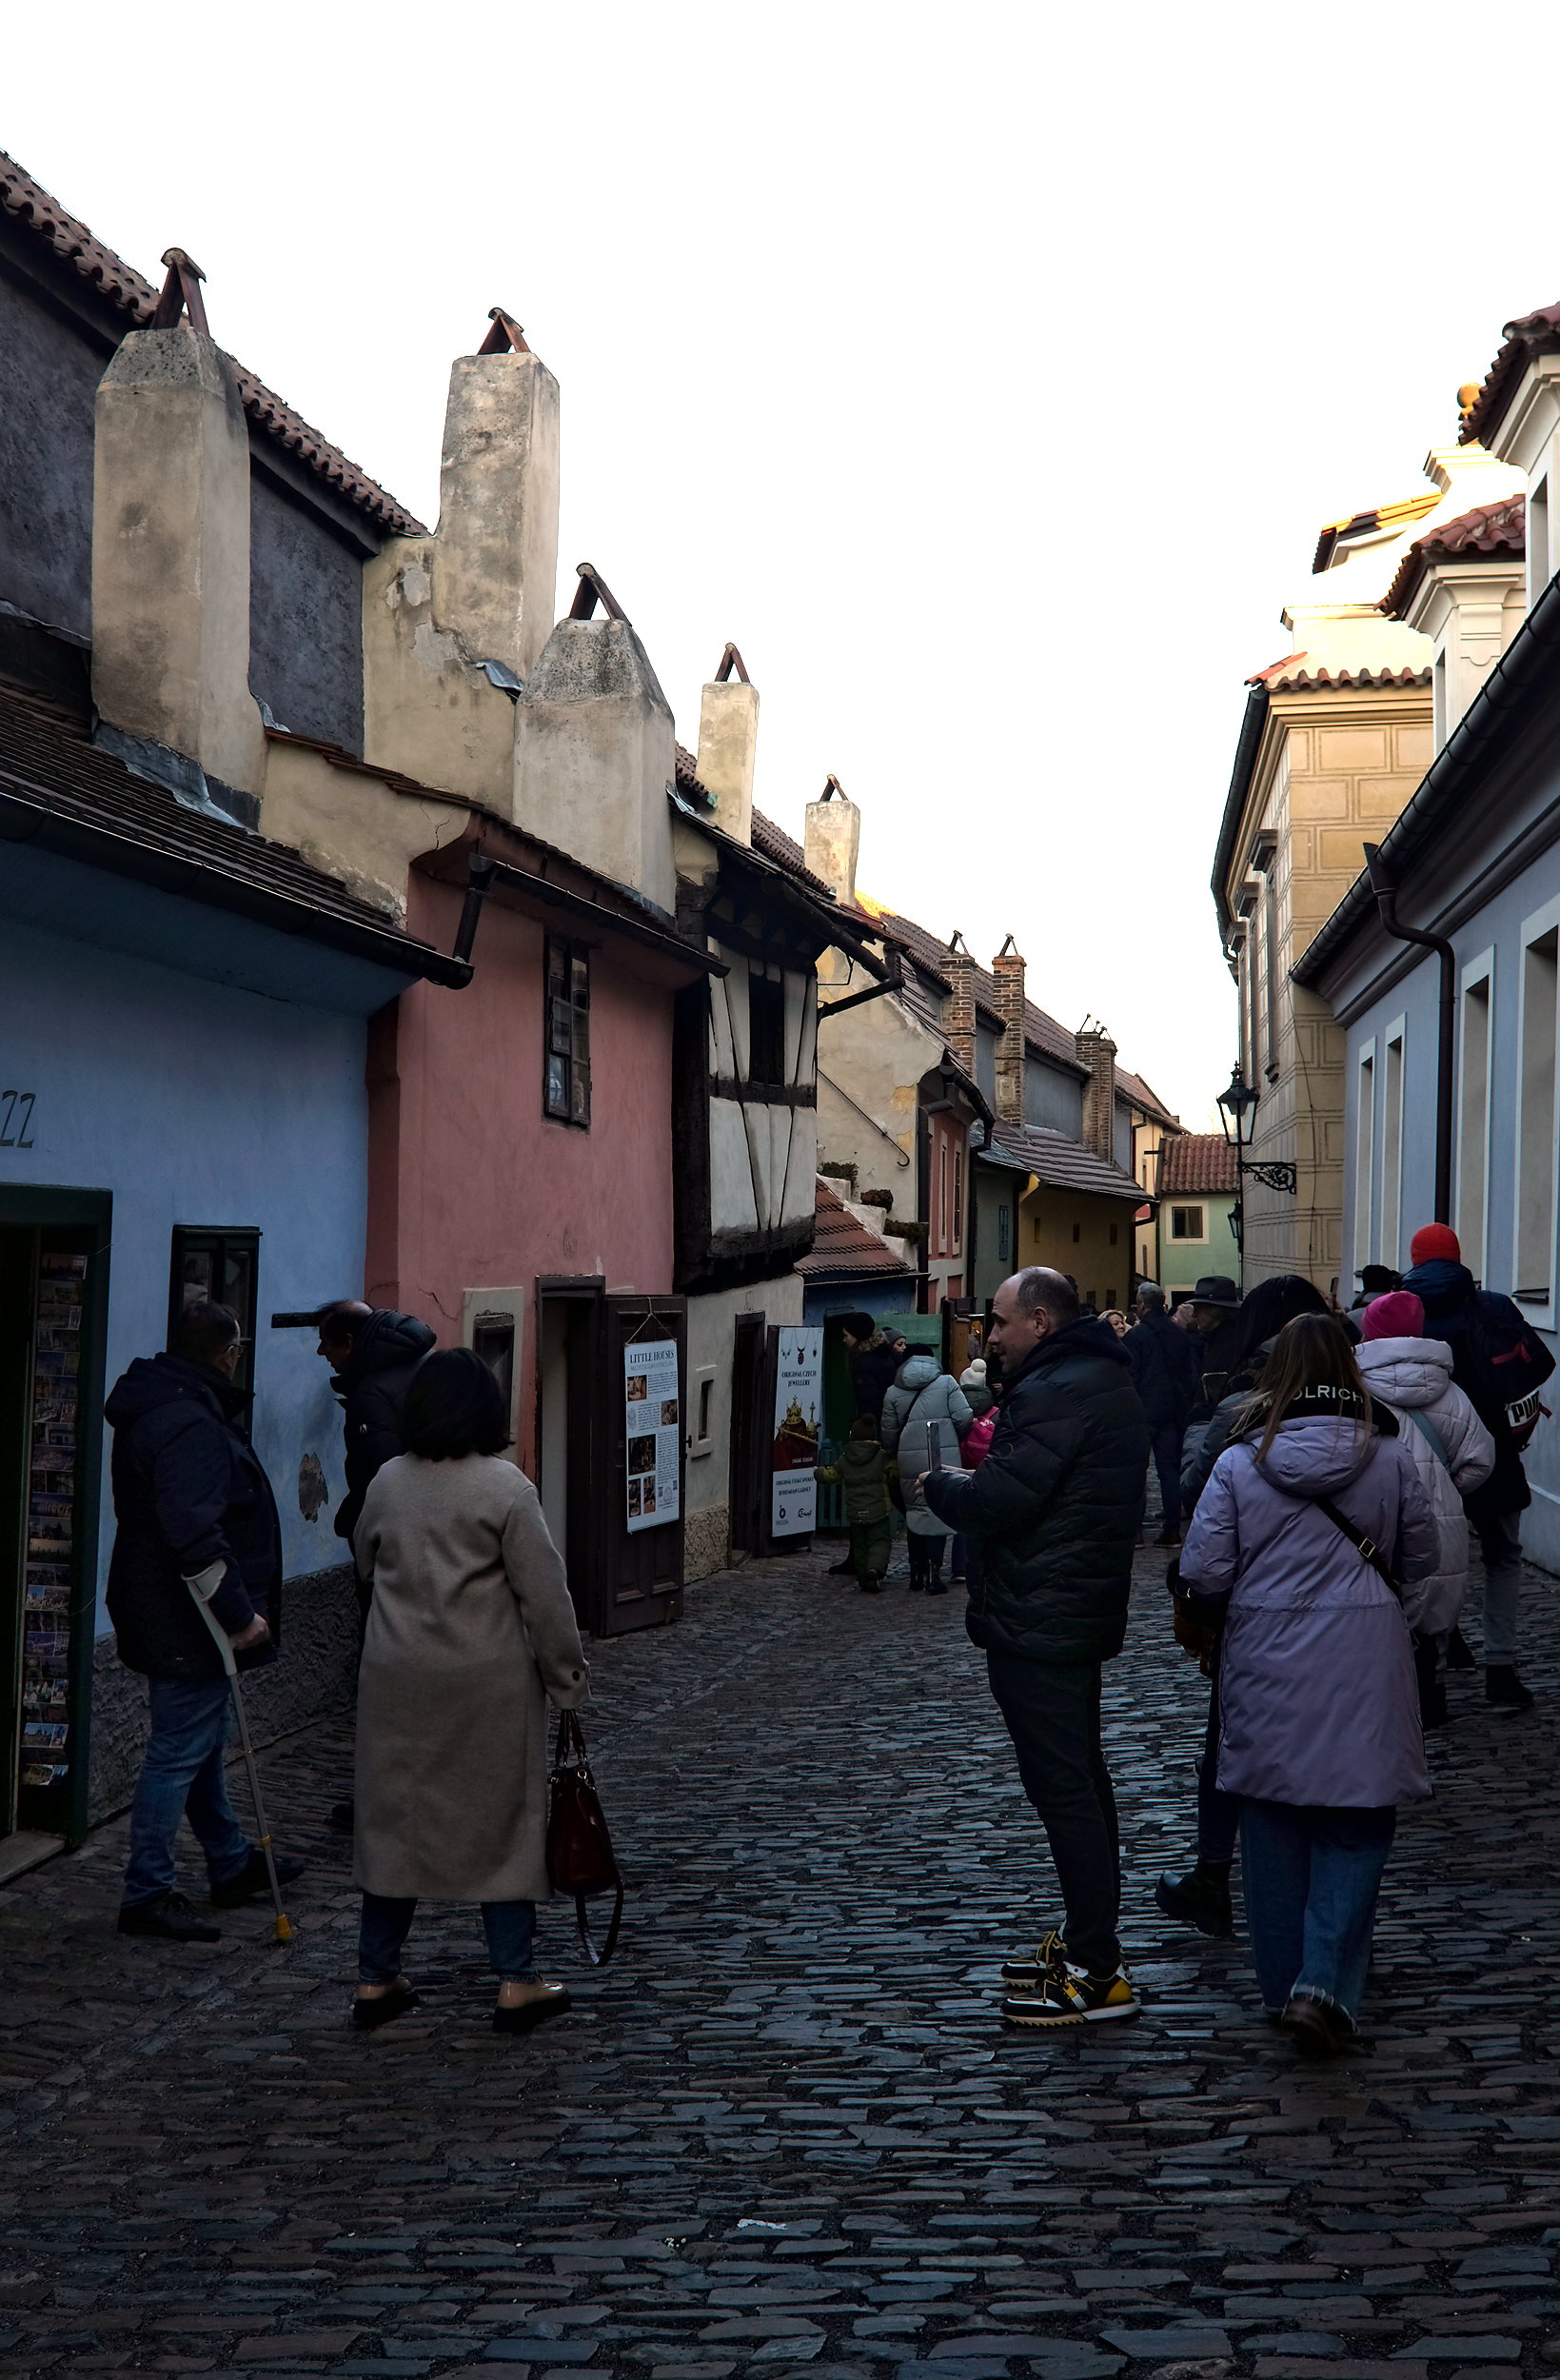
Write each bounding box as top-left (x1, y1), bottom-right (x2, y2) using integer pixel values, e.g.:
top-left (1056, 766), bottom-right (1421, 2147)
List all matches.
top-left (97, 1222), bottom-right (1552, 2055)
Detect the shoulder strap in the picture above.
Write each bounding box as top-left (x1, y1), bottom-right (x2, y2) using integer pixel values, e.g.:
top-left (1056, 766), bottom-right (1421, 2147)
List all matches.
top-left (1403, 1404), bottom-right (1453, 1472)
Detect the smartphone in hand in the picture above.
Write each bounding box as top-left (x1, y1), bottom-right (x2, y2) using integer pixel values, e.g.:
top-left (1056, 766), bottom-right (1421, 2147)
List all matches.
top-left (927, 1420), bottom-right (944, 1472)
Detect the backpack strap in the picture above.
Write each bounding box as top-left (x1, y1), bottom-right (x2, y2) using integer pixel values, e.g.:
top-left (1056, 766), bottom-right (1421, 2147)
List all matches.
top-left (1403, 1404), bottom-right (1453, 1474)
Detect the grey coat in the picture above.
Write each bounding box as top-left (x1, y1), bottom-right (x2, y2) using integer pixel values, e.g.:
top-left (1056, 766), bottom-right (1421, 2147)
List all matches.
top-left (1179, 1415), bottom-right (1439, 1808)
top-left (881, 1355), bottom-right (974, 1537)
top-left (352, 1453), bottom-right (588, 1902)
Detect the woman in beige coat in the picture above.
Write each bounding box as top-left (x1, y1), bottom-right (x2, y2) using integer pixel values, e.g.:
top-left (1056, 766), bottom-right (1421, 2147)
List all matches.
top-left (348, 1348), bottom-right (588, 2033)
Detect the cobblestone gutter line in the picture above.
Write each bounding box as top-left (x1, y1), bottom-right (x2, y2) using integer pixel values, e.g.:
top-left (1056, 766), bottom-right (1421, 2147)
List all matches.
top-left (3, 1541), bottom-right (1560, 2379)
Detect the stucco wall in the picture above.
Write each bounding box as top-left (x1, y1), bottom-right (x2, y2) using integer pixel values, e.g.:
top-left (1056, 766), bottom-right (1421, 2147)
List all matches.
top-left (383, 876), bottom-right (678, 1480)
top-left (1024, 1191), bottom-right (1133, 1313)
top-left (815, 994), bottom-right (931, 1215)
top-left (0, 917), bottom-right (371, 1616)
top-left (683, 1273), bottom-right (805, 1580)
top-left (0, 273), bottom-right (100, 637)
top-left (249, 473), bottom-right (366, 755)
top-left (1024, 1058), bottom-right (1083, 1138)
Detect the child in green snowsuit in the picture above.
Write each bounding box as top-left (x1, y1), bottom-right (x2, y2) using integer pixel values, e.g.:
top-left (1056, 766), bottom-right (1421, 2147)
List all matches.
top-left (816, 1415), bottom-right (894, 1594)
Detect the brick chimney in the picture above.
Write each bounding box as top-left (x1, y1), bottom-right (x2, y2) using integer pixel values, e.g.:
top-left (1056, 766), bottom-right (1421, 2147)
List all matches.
top-left (803, 775), bottom-right (859, 906)
top-left (991, 935), bottom-right (1026, 1126)
top-left (695, 644), bottom-right (759, 845)
top-left (944, 932), bottom-right (977, 1078)
top-left (90, 252), bottom-right (267, 796)
top-left (1076, 1021), bottom-right (1118, 1162)
top-left (430, 312), bottom-right (561, 682)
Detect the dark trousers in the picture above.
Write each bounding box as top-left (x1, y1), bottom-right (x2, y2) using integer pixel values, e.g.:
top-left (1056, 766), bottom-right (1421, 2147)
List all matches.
top-left (986, 1650), bottom-right (1121, 1975)
top-left (907, 1534), bottom-right (947, 1588)
top-left (1140, 1421), bottom-right (1184, 1535)
top-left (358, 1890), bottom-right (537, 1984)
top-left (1196, 1647), bottom-right (1241, 1864)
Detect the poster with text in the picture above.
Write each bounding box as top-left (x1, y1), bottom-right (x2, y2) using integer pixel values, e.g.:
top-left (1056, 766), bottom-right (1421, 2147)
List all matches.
top-left (624, 1339), bottom-right (681, 1534)
top-left (771, 1325), bottom-right (823, 1537)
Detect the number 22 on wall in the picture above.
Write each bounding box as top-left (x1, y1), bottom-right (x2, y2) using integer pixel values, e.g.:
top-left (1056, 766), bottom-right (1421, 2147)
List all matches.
top-left (0, 1091), bottom-right (37, 1148)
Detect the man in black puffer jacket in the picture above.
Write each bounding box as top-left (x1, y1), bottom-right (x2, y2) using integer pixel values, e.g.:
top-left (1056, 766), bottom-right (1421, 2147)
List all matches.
top-left (924, 1266), bottom-right (1148, 2027)
top-left (316, 1302), bottom-right (437, 1563)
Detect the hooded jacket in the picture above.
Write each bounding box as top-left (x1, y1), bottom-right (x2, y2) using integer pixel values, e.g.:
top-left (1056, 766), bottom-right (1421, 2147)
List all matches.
top-left (815, 1437), bottom-right (892, 1525)
top-left (881, 1356), bottom-right (975, 1537)
top-left (1354, 1338), bottom-right (1495, 1633)
top-left (1179, 1409), bottom-right (1438, 1806)
top-left (332, 1309), bottom-right (437, 1544)
top-left (924, 1317), bottom-right (1149, 1663)
top-left (1399, 1258), bottom-right (1535, 1520)
top-left (105, 1354), bottom-right (282, 1682)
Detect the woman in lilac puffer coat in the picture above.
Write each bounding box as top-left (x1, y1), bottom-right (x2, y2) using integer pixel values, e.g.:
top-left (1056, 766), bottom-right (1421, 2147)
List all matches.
top-left (1179, 1314), bottom-right (1438, 2056)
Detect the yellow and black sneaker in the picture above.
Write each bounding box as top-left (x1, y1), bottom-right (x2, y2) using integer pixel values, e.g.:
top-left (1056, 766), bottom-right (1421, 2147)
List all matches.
top-left (999, 1927), bottom-right (1068, 1990)
top-left (1001, 1962), bottom-right (1141, 2027)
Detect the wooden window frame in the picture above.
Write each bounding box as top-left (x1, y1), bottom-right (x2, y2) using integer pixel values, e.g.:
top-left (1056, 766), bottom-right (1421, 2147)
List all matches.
top-left (168, 1227), bottom-right (261, 1390)
top-left (544, 936), bottom-right (592, 1129)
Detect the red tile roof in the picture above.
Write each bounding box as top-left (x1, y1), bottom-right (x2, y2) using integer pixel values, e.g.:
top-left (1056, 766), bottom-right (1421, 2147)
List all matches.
top-left (0, 151), bottom-right (425, 540)
top-left (1156, 1133), bottom-right (1238, 1196)
top-left (797, 1177), bottom-right (914, 1279)
top-left (1460, 303), bottom-right (1560, 450)
top-left (1381, 494), bottom-right (1526, 620)
top-left (1248, 655), bottom-right (1432, 694)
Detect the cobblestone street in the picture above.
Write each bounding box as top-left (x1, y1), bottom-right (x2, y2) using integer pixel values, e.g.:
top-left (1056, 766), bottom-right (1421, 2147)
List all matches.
top-left (6, 1539), bottom-right (1560, 2380)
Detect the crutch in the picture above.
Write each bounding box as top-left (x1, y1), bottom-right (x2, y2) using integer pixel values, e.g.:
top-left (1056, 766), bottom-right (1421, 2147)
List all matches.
top-left (188, 1581), bottom-right (294, 1943)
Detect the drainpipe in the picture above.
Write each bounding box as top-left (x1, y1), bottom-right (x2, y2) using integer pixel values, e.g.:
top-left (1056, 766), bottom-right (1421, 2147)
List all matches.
top-left (1362, 843), bottom-right (1453, 1226)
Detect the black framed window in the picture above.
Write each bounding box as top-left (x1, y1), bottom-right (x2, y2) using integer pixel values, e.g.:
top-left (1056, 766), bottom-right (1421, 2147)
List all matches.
top-left (747, 966), bottom-right (787, 1088)
top-left (168, 1227), bottom-right (260, 1389)
top-left (544, 938), bottom-right (591, 1126)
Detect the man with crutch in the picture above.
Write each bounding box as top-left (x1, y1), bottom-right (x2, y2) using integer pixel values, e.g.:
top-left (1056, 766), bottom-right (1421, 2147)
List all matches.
top-left (106, 1300), bottom-right (305, 1942)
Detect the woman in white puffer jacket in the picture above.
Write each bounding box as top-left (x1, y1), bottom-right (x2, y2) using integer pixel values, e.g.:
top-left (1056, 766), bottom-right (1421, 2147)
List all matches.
top-left (1354, 1292), bottom-right (1495, 1696)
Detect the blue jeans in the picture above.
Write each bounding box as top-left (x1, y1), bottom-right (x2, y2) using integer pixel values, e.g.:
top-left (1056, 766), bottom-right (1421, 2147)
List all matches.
top-left (121, 1676), bottom-right (252, 1909)
top-left (358, 1891), bottom-right (537, 1984)
top-left (1239, 1796), bottom-right (1396, 2022)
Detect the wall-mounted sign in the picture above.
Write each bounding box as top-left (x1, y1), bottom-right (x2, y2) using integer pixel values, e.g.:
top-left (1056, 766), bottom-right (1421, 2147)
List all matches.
top-left (771, 1325), bottom-right (822, 1537)
top-left (624, 1338), bottom-right (681, 1534)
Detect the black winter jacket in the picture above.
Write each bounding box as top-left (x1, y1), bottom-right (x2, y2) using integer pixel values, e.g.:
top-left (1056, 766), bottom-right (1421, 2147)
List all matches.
top-left (924, 1318), bottom-right (1149, 1664)
top-left (105, 1355), bottom-right (282, 1682)
top-left (849, 1333), bottom-right (904, 1425)
top-left (1125, 1310), bottom-right (1199, 1427)
top-left (1400, 1258), bottom-right (1543, 1521)
top-left (331, 1309), bottom-right (436, 1544)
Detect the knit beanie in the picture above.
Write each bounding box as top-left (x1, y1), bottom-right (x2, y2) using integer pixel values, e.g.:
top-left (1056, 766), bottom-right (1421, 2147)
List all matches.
top-left (1409, 1223), bottom-right (1461, 1266)
top-left (1362, 1290), bottom-right (1426, 1341)
top-left (959, 1360), bottom-right (987, 1389)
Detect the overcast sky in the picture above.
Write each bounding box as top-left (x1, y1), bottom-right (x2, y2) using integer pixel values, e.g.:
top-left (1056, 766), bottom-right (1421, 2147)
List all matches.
top-left (10, 2), bottom-right (1559, 1123)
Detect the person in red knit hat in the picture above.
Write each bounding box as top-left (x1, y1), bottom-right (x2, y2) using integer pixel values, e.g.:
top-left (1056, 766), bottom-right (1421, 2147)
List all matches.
top-left (1400, 1223), bottom-right (1555, 1709)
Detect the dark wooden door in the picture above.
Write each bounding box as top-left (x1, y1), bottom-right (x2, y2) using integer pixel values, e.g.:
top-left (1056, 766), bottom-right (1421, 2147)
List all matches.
top-left (727, 1310), bottom-right (769, 1555)
top-left (595, 1294), bottom-right (686, 1636)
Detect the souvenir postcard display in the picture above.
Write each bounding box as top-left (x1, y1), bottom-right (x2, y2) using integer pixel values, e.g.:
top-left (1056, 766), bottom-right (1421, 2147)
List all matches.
top-left (21, 1253), bottom-right (86, 1797)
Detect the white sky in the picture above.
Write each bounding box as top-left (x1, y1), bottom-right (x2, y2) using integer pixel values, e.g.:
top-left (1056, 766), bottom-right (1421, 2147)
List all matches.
top-left (10, 1), bottom-right (1560, 1124)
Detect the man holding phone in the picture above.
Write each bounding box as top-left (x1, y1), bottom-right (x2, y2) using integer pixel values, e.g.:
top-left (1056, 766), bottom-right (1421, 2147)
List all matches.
top-left (920, 1267), bottom-right (1148, 2024)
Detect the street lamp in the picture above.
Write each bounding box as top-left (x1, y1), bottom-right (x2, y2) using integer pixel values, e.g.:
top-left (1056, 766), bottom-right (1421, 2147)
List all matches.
top-left (1216, 1064), bottom-right (1296, 1289)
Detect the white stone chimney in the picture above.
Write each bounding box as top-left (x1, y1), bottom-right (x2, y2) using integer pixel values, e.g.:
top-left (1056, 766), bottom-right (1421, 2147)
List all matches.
top-left (90, 251), bottom-right (266, 796)
top-left (514, 567), bottom-right (677, 913)
top-left (430, 311), bottom-right (560, 681)
top-left (802, 776), bottom-right (859, 905)
top-left (695, 644), bottom-right (759, 845)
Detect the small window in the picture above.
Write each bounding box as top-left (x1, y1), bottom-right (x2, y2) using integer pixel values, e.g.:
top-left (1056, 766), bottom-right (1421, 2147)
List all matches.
top-left (1516, 926), bottom-right (1558, 1302)
top-left (1458, 967), bottom-right (1492, 1272)
top-left (1170, 1205), bottom-right (1205, 1241)
top-left (746, 966), bottom-right (787, 1088)
top-left (1381, 1024), bottom-right (1405, 1269)
top-left (168, 1227), bottom-right (260, 1389)
top-left (471, 1317), bottom-right (516, 1412)
top-left (544, 938), bottom-right (591, 1126)
top-left (1354, 1048), bottom-right (1375, 1272)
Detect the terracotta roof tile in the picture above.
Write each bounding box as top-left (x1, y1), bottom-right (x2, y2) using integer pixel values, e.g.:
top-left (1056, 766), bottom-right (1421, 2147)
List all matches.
top-left (1248, 654), bottom-right (1432, 694)
top-left (1156, 1133), bottom-right (1238, 1196)
top-left (797, 1176), bottom-right (914, 1278)
top-left (1461, 303), bottom-right (1560, 449)
top-left (0, 150), bottom-right (425, 540)
top-left (1381, 494), bottom-right (1526, 620)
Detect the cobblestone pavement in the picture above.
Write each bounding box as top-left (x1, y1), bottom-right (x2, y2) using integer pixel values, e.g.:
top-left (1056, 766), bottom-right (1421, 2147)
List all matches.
top-left (6, 1537), bottom-right (1560, 2380)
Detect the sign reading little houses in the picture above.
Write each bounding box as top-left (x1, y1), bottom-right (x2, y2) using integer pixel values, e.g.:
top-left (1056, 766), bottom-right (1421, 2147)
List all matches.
top-left (623, 1338), bottom-right (681, 1534)
top-left (771, 1326), bottom-right (822, 1537)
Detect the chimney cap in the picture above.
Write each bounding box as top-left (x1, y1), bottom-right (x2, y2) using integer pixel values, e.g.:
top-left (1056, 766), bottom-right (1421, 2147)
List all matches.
top-left (713, 642), bottom-right (750, 685)
top-left (150, 248), bottom-right (209, 336)
top-left (995, 932), bottom-right (1021, 960)
top-left (568, 563), bottom-right (630, 625)
top-left (819, 772), bottom-right (846, 803)
top-left (478, 307), bottom-right (532, 356)
top-left (948, 930), bottom-right (970, 956)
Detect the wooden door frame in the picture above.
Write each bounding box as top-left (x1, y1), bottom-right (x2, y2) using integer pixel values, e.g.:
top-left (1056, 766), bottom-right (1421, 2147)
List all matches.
top-left (535, 1277), bottom-right (604, 1636)
top-left (727, 1309), bottom-right (770, 1556)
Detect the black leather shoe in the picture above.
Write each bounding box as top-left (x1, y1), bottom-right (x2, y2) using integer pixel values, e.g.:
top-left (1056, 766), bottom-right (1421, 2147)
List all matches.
top-left (210, 1851), bottom-right (306, 1907)
top-left (493, 1985), bottom-right (571, 2034)
top-left (328, 1800), bottom-right (355, 1834)
top-left (1155, 1861), bottom-right (1234, 1939)
top-left (118, 1892), bottom-right (221, 1944)
top-left (1280, 1990), bottom-right (1362, 2057)
top-left (351, 1979), bottom-right (420, 2032)
top-left (1486, 1665), bottom-right (1535, 1710)
top-left (1445, 1626), bottom-right (1476, 1671)
top-left (825, 1557), bottom-right (855, 1575)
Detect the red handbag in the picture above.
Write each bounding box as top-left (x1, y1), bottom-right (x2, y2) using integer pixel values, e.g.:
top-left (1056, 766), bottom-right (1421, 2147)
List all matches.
top-left (545, 1710), bottom-right (623, 1964)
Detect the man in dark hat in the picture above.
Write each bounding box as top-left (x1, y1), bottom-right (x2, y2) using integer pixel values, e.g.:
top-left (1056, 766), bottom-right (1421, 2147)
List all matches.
top-left (1181, 1275), bottom-right (1242, 1429)
top-left (1351, 1262), bottom-right (1402, 1312)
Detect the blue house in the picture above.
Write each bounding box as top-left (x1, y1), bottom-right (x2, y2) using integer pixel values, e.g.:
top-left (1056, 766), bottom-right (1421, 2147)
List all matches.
top-left (1295, 301), bottom-right (1560, 1569)
top-left (0, 665), bottom-right (464, 1861)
